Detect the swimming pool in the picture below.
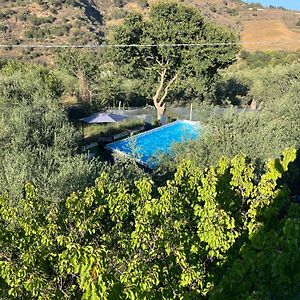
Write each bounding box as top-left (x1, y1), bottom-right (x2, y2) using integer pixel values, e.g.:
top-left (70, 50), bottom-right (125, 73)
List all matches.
top-left (106, 120), bottom-right (201, 168)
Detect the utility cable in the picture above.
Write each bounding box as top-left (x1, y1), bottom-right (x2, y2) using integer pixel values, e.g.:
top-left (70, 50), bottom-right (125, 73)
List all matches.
top-left (0, 40), bottom-right (300, 48)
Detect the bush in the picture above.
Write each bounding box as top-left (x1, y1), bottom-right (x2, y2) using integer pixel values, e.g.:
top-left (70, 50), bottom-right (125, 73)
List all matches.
top-left (28, 15), bottom-right (42, 26)
top-left (17, 12), bottom-right (28, 21)
top-left (209, 4), bottom-right (217, 13)
top-left (0, 24), bottom-right (7, 32)
top-left (50, 24), bottom-right (71, 37)
top-left (240, 50), bottom-right (293, 69)
top-left (109, 8), bottom-right (128, 20)
top-left (24, 27), bottom-right (45, 39)
top-left (169, 64), bottom-right (300, 191)
top-left (40, 3), bottom-right (49, 10)
top-left (8, 38), bottom-right (20, 45)
top-left (49, 0), bottom-right (61, 7)
top-left (226, 8), bottom-right (238, 16)
top-left (0, 61), bottom-right (100, 201)
top-left (0, 148), bottom-right (297, 299)
top-left (73, 19), bottom-right (84, 28)
top-left (5, 9), bottom-right (16, 16)
top-left (138, 0), bottom-right (149, 9)
top-left (0, 12), bottom-right (7, 20)
top-left (240, 50), bottom-right (250, 60)
top-left (50, 7), bottom-right (58, 14)
top-left (113, 0), bottom-right (124, 8)
top-left (29, 51), bottom-right (40, 59)
top-left (65, 0), bottom-right (78, 6)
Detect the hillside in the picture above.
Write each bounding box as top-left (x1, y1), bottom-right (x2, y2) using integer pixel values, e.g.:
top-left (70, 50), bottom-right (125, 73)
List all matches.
top-left (1, 0), bottom-right (300, 59)
top-left (0, 0), bottom-right (104, 60)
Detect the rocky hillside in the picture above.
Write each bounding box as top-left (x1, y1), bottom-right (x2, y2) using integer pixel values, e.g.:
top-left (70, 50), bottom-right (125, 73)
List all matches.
top-left (1, 0), bottom-right (300, 60)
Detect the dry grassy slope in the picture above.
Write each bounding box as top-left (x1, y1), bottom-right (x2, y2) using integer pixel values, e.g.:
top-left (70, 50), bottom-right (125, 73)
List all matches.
top-left (104, 0), bottom-right (246, 32)
top-left (80, 0), bottom-right (300, 52)
top-left (1, 0), bottom-right (300, 57)
top-left (238, 7), bottom-right (300, 51)
top-left (242, 19), bottom-right (300, 52)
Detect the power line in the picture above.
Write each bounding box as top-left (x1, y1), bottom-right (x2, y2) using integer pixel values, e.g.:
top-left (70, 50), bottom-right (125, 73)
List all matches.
top-left (0, 40), bottom-right (300, 49)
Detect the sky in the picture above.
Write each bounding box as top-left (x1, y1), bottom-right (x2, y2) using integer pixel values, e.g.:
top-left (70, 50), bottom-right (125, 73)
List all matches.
top-left (244, 1), bottom-right (300, 11)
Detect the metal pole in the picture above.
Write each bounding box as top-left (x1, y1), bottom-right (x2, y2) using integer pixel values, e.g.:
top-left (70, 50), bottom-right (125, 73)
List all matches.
top-left (189, 103), bottom-right (193, 121)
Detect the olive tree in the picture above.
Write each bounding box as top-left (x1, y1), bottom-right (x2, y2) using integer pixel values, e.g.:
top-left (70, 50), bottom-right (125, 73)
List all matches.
top-left (0, 61), bottom-right (99, 201)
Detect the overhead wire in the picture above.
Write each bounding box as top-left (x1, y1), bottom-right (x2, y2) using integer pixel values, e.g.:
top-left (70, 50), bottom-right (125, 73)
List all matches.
top-left (0, 39), bottom-right (300, 48)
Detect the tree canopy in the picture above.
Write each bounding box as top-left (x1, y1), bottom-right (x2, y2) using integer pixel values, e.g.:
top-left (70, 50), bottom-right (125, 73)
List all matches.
top-left (111, 2), bottom-right (239, 119)
top-left (56, 50), bottom-right (123, 110)
top-left (0, 60), bottom-right (99, 201)
top-left (0, 148), bottom-right (297, 299)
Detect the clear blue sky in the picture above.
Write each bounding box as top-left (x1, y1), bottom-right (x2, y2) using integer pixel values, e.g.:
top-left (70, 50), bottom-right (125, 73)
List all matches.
top-left (244, 1), bottom-right (300, 11)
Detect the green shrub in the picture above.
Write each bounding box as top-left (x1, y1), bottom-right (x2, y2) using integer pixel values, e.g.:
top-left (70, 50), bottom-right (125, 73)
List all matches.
top-left (209, 4), bottom-right (217, 13)
top-left (240, 50), bottom-right (250, 60)
top-left (226, 8), bottom-right (238, 16)
top-left (24, 27), bottom-right (45, 39)
top-left (50, 7), bottom-right (58, 14)
top-left (0, 61), bottom-right (100, 200)
top-left (138, 0), bottom-right (148, 9)
top-left (5, 9), bottom-right (16, 16)
top-left (0, 12), bottom-right (7, 20)
top-left (50, 24), bottom-right (71, 37)
top-left (113, 0), bottom-right (124, 8)
top-left (40, 3), bottom-right (49, 10)
top-left (28, 15), bottom-right (42, 26)
top-left (0, 148), bottom-right (297, 299)
top-left (17, 12), bottom-right (28, 21)
top-left (109, 8), bottom-right (128, 20)
top-left (49, 0), bottom-right (61, 7)
top-left (73, 19), bottom-right (84, 28)
top-left (65, 0), bottom-right (78, 6)
top-left (0, 24), bottom-right (7, 32)
top-left (29, 51), bottom-right (40, 59)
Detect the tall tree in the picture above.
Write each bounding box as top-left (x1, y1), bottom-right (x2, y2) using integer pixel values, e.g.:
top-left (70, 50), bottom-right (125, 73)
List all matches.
top-left (56, 50), bottom-right (122, 109)
top-left (111, 2), bottom-right (239, 120)
top-left (0, 61), bottom-right (99, 201)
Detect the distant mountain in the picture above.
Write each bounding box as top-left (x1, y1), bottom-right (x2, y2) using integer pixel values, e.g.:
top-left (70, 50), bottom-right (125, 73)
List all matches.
top-left (0, 0), bottom-right (300, 60)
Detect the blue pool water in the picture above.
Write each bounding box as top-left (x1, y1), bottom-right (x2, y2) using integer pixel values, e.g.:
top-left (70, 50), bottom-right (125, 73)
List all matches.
top-left (106, 120), bottom-right (201, 168)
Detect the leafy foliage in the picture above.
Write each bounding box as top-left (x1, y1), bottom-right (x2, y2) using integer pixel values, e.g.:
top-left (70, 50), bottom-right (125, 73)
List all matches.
top-left (0, 60), bottom-right (99, 201)
top-left (0, 149), bottom-right (297, 298)
top-left (240, 50), bottom-right (300, 69)
top-left (56, 50), bottom-right (124, 110)
top-left (111, 2), bottom-right (239, 119)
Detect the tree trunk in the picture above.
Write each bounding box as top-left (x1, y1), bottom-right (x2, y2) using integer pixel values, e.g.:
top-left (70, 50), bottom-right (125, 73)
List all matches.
top-left (250, 100), bottom-right (257, 110)
top-left (152, 70), bottom-right (178, 121)
top-left (78, 70), bottom-right (90, 103)
top-left (155, 102), bottom-right (165, 121)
